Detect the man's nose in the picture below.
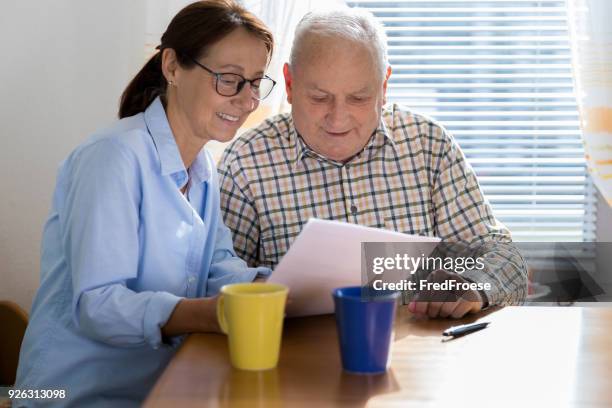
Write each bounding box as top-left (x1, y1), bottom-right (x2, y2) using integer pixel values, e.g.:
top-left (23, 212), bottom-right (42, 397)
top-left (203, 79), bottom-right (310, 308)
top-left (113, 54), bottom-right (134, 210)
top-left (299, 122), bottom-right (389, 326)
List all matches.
top-left (326, 101), bottom-right (350, 128)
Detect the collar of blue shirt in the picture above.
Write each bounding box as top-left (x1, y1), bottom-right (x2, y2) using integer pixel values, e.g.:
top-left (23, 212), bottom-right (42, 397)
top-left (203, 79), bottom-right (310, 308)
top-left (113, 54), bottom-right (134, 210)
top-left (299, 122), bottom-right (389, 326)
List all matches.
top-left (143, 96), bottom-right (211, 187)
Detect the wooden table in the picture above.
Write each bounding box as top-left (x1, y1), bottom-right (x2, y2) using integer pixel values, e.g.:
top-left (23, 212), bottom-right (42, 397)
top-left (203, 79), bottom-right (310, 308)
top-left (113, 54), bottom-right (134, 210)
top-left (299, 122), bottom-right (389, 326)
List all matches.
top-left (145, 306), bottom-right (612, 407)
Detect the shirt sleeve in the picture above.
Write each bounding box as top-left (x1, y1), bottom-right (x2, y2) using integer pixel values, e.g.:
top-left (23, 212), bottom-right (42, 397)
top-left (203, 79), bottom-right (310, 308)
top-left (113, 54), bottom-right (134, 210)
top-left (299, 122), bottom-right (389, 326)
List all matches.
top-left (60, 138), bottom-right (181, 348)
top-left (218, 150), bottom-right (261, 267)
top-left (429, 126), bottom-right (528, 306)
top-left (79, 284), bottom-right (181, 349)
top-left (205, 219), bottom-right (271, 296)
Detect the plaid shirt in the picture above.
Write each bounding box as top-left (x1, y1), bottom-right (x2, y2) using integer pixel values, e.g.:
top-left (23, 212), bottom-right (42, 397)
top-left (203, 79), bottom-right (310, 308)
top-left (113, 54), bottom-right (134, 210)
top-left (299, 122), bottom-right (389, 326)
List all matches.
top-left (218, 104), bottom-right (527, 305)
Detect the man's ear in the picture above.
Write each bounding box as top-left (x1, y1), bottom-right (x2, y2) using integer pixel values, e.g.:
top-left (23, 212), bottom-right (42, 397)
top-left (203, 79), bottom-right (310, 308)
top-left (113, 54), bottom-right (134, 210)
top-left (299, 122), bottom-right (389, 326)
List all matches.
top-left (283, 63), bottom-right (293, 105)
top-left (382, 65), bottom-right (392, 105)
top-left (161, 48), bottom-right (179, 84)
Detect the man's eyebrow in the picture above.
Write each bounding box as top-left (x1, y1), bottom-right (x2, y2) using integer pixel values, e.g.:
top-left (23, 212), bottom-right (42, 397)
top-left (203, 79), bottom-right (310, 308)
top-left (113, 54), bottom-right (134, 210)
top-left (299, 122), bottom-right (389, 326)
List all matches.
top-left (351, 85), bottom-right (372, 95)
top-left (305, 84), bottom-right (329, 93)
top-left (304, 84), bottom-right (373, 95)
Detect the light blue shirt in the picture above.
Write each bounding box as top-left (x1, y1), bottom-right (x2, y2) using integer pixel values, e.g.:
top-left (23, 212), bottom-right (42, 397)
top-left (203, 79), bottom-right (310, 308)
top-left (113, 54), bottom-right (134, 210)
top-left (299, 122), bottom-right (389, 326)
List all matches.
top-left (15, 97), bottom-right (270, 407)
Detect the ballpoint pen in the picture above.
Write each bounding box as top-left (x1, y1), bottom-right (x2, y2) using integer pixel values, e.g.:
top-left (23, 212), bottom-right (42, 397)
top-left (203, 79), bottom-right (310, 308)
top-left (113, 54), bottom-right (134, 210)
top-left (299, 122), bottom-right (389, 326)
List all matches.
top-left (442, 322), bottom-right (490, 338)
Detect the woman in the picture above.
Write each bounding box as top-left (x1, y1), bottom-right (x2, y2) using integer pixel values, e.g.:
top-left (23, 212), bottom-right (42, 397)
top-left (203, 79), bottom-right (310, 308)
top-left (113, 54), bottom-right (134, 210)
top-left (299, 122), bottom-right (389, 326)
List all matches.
top-left (15, 1), bottom-right (275, 406)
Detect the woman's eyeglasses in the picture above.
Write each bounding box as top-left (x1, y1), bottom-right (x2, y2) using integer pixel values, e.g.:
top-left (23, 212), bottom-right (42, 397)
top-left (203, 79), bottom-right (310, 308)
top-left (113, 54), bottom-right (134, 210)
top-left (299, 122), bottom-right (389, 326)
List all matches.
top-left (186, 55), bottom-right (276, 101)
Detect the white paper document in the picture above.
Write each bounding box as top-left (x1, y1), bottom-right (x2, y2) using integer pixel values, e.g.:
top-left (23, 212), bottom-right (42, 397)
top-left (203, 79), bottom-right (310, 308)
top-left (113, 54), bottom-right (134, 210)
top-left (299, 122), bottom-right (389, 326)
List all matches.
top-left (267, 218), bottom-right (441, 317)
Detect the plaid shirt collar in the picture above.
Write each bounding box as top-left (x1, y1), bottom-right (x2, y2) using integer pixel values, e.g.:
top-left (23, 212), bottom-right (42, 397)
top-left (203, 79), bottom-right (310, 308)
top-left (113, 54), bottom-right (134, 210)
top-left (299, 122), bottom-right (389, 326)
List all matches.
top-left (288, 114), bottom-right (398, 169)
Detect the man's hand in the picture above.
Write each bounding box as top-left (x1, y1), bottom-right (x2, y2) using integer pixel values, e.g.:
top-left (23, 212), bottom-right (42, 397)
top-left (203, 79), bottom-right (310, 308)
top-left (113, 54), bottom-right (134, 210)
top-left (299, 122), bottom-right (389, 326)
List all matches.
top-left (407, 269), bottom-right (484, 319)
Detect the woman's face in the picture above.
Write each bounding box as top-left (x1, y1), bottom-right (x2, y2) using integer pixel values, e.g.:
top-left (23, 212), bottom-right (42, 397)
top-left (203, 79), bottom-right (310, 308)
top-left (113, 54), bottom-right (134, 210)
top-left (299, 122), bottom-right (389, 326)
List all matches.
top-left (166, 27), bottom-right (270, 144)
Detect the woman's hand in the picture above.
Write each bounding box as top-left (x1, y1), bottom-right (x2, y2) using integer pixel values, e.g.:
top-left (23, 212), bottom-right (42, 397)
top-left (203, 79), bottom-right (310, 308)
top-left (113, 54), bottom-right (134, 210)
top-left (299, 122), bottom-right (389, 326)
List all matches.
top-left (161, 296), bottom-right (221, 337)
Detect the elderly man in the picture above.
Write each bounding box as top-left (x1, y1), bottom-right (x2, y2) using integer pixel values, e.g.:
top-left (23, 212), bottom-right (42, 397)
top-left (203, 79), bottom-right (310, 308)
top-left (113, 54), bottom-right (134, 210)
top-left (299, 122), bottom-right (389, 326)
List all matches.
top-left (218, 8), bottom-right (527, 318)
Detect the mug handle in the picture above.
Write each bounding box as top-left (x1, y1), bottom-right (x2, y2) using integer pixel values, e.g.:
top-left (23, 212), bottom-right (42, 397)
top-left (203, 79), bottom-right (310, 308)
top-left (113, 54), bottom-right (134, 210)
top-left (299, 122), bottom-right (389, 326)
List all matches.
top-left (216, 295), bottom-right (228, 334)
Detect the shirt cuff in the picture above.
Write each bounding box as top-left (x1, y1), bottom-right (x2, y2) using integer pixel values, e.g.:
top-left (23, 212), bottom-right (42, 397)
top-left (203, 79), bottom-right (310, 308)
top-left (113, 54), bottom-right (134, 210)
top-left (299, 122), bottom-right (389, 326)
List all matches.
top-left (143, 291), bottom-right (183, 349)
top-left (206, 266), bottom-right (271, 296)
top-left (461, 269), bottom-right (501, 307)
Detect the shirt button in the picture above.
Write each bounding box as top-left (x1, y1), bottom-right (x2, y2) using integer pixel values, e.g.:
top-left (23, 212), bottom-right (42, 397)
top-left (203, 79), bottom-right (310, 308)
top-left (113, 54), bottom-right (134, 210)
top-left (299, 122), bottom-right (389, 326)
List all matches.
top-left (188, 276), bottom-right (196, 284)
top-left (350, 204), bottom-right (358, 215)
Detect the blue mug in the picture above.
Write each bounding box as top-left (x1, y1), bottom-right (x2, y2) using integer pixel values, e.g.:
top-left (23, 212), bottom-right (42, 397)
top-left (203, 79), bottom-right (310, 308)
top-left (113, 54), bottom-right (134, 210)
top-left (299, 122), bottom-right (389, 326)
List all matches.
top-left (333, 286), bottom-right (399, 374)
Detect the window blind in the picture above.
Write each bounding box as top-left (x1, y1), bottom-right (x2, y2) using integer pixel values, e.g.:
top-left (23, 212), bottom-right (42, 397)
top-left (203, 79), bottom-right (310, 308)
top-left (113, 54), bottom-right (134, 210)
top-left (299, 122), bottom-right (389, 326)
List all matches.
top-left (347, 0), bottom-right (597, 242)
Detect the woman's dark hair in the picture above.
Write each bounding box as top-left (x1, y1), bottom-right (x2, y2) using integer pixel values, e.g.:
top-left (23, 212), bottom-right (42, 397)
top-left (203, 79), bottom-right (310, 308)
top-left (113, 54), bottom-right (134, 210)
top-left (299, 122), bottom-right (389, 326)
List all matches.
top-left (118, 0), bottom-right (274, 119)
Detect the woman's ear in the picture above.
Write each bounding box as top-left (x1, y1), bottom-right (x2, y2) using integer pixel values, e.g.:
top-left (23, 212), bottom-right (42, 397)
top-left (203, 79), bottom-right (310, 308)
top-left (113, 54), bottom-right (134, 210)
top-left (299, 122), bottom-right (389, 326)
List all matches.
top-left (161, 48), bottom-right (179, 85)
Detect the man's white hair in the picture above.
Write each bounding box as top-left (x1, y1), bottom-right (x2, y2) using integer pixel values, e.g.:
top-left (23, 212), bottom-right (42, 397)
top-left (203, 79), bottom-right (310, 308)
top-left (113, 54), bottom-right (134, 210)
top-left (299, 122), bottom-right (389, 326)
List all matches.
top-left (289, 8), bottom-right (388, 80)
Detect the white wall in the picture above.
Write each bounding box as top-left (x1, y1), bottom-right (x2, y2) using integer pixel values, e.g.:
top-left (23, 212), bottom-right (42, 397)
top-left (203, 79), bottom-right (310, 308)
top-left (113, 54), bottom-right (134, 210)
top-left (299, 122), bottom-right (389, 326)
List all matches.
top-left (0, 1), bottom-right (146, 311)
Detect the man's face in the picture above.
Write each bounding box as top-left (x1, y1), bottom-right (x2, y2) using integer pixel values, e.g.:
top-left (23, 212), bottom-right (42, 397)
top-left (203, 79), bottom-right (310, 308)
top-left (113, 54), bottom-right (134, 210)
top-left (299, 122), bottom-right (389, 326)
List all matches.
top-left (283, 36), bottom-right (390, 162)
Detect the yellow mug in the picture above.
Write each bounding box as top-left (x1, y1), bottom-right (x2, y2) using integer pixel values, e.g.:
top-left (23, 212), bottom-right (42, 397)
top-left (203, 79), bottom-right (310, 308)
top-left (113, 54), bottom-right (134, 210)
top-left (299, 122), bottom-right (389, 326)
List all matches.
top-left (217, 282), bottom-right (288, 370)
